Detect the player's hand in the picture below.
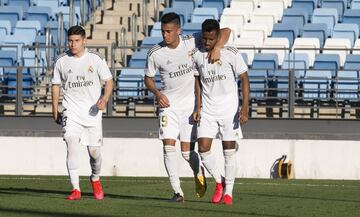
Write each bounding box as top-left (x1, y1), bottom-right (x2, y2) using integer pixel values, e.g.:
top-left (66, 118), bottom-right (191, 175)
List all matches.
top-left (192, 110), bottom-right (201, 123)
top-left (239, 105), bottom-right (249, 126)
top-left (96, 97), bottom-right (108, 110)
top-left (156, 93), bottom-right (170, 108)
top-left (207, 46), bottom-right (221, 64)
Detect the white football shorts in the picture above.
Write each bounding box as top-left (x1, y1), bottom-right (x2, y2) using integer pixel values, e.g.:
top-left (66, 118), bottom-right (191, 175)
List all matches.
top-left (197, 113), bottom-right (243, 141)
top-left (62, 115), bottom-right (103, 147)
top-left (158, 108), bottom-right (197, 143)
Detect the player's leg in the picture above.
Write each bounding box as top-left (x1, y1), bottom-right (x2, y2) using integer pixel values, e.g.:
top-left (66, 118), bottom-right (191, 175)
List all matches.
top-left (63, 118), bottom-right (83, 200)
top-left (179, 112), bottom-right (206, 197)
top-left (222, 141), bottom-right (236, 205)
top-left (160, 109), bottom-right (184, 202)
top-left (86, 122), bottom-right (104, 200)
top-left (220, 116), bottom-right (241, 205)
top-left (197, 116), bottom-right (224, 203)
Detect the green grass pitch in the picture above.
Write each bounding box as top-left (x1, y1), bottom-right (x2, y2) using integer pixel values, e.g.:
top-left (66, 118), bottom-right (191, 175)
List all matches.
top-left (0, 176), bottom-right (359, 217)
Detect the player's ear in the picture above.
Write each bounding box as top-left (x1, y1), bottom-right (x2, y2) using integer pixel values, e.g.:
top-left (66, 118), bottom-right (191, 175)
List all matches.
top-left (176, 26), bottom-right (181, 36)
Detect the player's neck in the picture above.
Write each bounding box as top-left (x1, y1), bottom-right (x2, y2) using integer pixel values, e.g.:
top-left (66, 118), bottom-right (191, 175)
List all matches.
top-left (167, 37), bottom-right (180, 49)
top-left (73, 49), bottom-right (86, 58)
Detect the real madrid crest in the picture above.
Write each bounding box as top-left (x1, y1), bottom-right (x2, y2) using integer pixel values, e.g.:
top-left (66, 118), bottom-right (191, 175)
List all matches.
top-left (88, 65), bottom-right (94, 73)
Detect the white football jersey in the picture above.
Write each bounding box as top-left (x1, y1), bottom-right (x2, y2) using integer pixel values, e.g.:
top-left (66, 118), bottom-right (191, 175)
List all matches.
top-left (51, 49), bottom-right (113, 126)
top-left (146, 35), bottom-right (198, 110)
top-left (193, 46), bottom-right (248, 118)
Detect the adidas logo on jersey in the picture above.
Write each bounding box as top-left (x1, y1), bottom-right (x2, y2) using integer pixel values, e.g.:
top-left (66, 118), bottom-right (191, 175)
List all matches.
top-left (67, 69), bottom-right (73, 74)
top-left (166, 60), bottom-right (172, 65)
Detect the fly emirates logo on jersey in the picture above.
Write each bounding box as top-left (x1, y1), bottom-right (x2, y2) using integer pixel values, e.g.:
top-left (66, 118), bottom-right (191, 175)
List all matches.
top-left (201, 67), bottom-right (227, 84)
top-left (169, 63), bottom-right (194, 78)
top-left (68, 75), bottom-right (94, 88)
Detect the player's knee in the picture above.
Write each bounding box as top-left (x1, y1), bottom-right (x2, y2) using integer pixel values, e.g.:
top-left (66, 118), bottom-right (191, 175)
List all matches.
top-left (198, 145), bottom-right (211, 153)
top-left (64, 134), bottom-right (80, 147)
top-left (181, 151), bottom-right (190, 161)
top-left (88, 147), bottom-right (101, 160)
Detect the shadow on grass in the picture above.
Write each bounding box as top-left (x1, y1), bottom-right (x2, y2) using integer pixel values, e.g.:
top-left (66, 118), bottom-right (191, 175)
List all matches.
top-left (242, 192), bottom-right (360, 203)
top-left (0, 206), bottom-right (115, 217)
top-left (0, 188), bottom-right (291, 217)
top-left (0, 187), bottom-right (170, 201)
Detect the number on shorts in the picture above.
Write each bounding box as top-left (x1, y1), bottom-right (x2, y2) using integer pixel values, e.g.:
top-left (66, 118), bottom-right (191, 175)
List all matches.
top-left (161, 115), bottom-right (168, 127)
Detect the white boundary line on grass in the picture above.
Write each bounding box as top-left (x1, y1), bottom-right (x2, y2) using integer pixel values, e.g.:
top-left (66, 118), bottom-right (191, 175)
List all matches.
top-left (1, 177), bottom-right (360, 189)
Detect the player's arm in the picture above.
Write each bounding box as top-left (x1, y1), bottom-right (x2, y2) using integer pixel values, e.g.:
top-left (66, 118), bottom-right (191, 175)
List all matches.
top-left (193, 76), bottom-right (202, 122)
top-left (96, 79), bottom-right (113, 110)
top-left (207, 27), bottom-right (231, 63)
top-left (51, 84), bottom-right (61, 124)
top-left (239, 72), bottom-right (249, 125)
top-left (144, 75), bottom-right (170, 108)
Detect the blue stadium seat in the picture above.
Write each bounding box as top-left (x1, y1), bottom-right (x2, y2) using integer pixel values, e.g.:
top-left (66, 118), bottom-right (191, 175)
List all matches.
top-left (274, 69), bottom-right (289, 98)
top-left (312, 8), bottom-right (338, 36)
top-left (272, 23), bottom-right (299, 47)
top-left (0, 50), bottom-right (17, 66)
top-left (53, 6), bottom-right (81, 25)
top-left (201, 0), bottom-right (225, 16)
top-left (44, 21), bottom-right (66, 46)
top-left (14, 20), bottom-right (41, 40)
top-left (140, 37), bottom-right (162, 48)
top-left (281, 8), bottom-right (308, 32)
top-left (342, 10), bottom-right (360, 35)
top-left (1, 34), bottom-right (35, 61)
top-left (282, 53), bottom-right (310, 78)
top-left (150, 22), bottom-right (161, 37)
top-left (171, 0), bottom-right (196, 21)
top-left (4, 70), bottom-right (33, 98)
top-left (292, 0), bottom-right (317, 21)
top-left (303, 69), bottom-right (332, 100)
top-left (6, 0), bottom-right (30, 11)
top-left (26, 6), bottom-right (52, 28)
top-left (0, 20), bottom-right (11, 38)
top-left (116, 68), bottom-right (145, 99)
top-left (344, 54), bottom-right (360, 69)
top-left (129, 49), bottom-right (148, 68)
top-left (321, 0), bottom-right (345, 20)
top-left (182, 22), bottom-right (201, 35)
top-left (191, 7), bottom-right (219, 23)
top-left (22, 49), bottom-right (46, 80)
top-left (0, 6), bottom-right (24, 30)
top-left (249, 53), bottom-right (279, 99)
top-left (332, 23), bottom-right (359, 47)
top-left (313, 54), bottom-right (340, 78)
top-left (351, 0), bottom-right (360, 9)
top-left (335, 70), bottom-right (359, 100)
top-left (301, 23), bottom-right (329, 48)
top-left (35, 0), bottom-right (59, 10)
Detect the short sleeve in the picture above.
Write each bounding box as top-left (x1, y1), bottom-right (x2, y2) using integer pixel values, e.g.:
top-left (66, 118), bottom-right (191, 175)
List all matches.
top-left (98, 58), bottom-right (113, 81)
top-left (234, 51), bottom-right (248, 76)
top-left (192, 51), bottom-right (200, 76)
top-left (51, 60), bottom-right (62, 85)
top-left (145, 52), bottom-right (157, 77)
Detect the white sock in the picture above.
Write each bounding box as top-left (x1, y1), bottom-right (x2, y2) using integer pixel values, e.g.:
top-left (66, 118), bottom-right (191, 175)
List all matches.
top-left (164, 145), bottom-right (183, 196)
top-left (65, 135), bottom-right (81, 191)
top-left (88, 146), bottom-right (102, 181)
top-left (68, 169), bottom-right (80, 190)
top-left (224, 149), bottom-right (236, 197)
top-left (181, 151), bottom-right (201, 177)
top-left (199, 150), bottom-right (222, 183)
